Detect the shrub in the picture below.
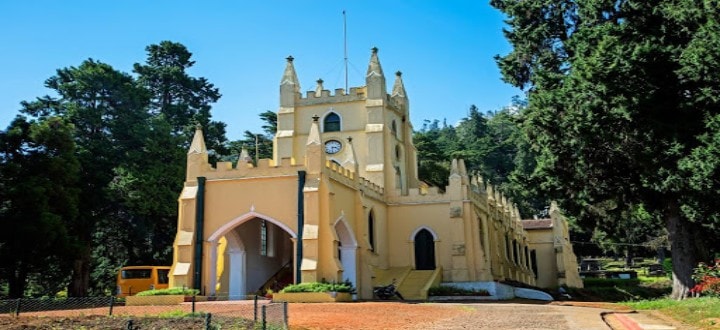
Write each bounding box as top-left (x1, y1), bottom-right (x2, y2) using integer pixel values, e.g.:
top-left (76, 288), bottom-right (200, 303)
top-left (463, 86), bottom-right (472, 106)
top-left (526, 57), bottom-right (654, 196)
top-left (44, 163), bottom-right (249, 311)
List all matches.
top-left (136, 288), bottom-right (200, 296)
top-left (690, 259), bottom-right (720, 297)
top-left (280, 282), bottom-right (353, 293)
top-left (428, 286), bottom-right (489, 296)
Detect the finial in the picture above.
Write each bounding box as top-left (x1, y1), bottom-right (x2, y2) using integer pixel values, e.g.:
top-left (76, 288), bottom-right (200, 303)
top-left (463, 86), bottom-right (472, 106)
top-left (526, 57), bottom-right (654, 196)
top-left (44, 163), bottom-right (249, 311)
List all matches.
top-left (371, 47), bottom-right (378, 54)
top-left (396, 71), bottom-right (402, 77)
top-left (316, 78), bottom-right (324, 84)
top-left (312, 114), bottom-right (319, 122)
top-left (347, 136), bottom-right (353, 142)
top-left (195, 123), bottom-right (203, 130)
top-left (286, 55), bottom-right (294, 62)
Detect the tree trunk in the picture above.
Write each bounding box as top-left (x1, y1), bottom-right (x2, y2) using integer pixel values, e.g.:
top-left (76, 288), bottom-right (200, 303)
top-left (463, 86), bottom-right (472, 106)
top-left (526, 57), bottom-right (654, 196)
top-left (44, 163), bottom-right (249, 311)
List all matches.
top-left (68, 245), bottom-right (91, 297)
top-left (666, 202), bottom-right (696, 300)
top-left (8, 264), bottom-right (28, 298)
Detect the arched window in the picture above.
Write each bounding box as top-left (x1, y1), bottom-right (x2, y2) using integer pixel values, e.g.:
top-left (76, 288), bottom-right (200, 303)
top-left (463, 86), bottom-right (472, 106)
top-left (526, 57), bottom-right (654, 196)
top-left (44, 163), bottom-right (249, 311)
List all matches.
top-left (324, 112), bottom-right (341, 132)
top-left (391, 120), bottom-right (398, 138)
top-left (368, 211), bottom-right (375, 252)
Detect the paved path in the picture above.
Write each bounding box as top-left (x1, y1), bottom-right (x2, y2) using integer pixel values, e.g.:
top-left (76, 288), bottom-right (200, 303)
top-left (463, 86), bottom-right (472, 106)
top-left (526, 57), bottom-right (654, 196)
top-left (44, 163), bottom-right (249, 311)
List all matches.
top-left (412, 303), bottom-right (613, 330)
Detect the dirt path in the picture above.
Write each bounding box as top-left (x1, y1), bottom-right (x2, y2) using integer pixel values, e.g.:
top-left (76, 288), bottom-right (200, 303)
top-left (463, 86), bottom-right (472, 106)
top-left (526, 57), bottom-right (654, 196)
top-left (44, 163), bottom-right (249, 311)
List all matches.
top-left (0, 300), bottom-right (615, 329)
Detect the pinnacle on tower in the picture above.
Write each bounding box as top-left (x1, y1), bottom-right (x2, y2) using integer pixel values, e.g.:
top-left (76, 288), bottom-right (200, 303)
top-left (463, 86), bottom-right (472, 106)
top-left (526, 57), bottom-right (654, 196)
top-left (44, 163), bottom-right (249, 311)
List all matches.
top-left (365, 47), bottom-right (387, 100)
top-left (188, 123), bottom-right (207, 154)
top-left (280, 55), bottom-right (301, 107)
top-left (315, 78), bottom-right (324, 95)
top-left (343, 136), bottom-right (359, 173)
top-left (307, 115), bottom-right (322, 146)
top-left (391, 71), bottom-right (407, 98)
top-left (280, 55), bottom-right (301, 91)
top-left (366, 47), bottom-right (384, 77)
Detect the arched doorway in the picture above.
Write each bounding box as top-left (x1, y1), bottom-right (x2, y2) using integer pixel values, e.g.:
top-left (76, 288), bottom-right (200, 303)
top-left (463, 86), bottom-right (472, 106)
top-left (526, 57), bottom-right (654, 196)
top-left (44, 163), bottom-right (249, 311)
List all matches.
top-left (334, 218), bottom-right (358, 289)
top-left (208, 212), bottom-right (296, 299)
top-left (414, 229), bottom-right (436, 270)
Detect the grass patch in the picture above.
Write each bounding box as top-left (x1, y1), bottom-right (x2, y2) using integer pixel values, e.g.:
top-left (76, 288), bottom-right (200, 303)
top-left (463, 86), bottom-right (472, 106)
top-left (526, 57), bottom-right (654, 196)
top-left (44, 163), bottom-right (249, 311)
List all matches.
top-left (567, 277), bottom-right (671, 302)
top-left (623, 297), bottom-right (720, 329)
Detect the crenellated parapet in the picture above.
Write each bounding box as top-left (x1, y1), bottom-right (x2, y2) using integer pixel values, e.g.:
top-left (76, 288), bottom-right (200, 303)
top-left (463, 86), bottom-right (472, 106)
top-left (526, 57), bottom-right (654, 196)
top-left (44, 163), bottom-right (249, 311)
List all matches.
top-left (298, 87), bottom-right (367, 106)
top-left (191, 156), bottom-right (305, 181)
top-left (358, 177), bottom-right (384, 200)
top-left (324, 160), bottom-right (356, 187)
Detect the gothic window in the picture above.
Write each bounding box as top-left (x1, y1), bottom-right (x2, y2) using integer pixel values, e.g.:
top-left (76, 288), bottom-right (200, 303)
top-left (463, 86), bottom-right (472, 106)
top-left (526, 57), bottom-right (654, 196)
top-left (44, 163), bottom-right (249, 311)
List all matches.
top-left (530, 250), bottom-right (538, 278)
top-left (524, 246), bottom-right (530, 268)
top-left (260, 220), bottom-right (267, 256)
top-left (512, 239), bottom-right (519, 265)
top-left (505, 235), bottom-right (511, 261)
top-left (368, 211), bottom-right (375, 252)
top-left (260, 219), bottom-right (274, 257)
top-left (391, 120), bottom-right (398, 138)
top-left (324, 112), bottom-right (341, 132)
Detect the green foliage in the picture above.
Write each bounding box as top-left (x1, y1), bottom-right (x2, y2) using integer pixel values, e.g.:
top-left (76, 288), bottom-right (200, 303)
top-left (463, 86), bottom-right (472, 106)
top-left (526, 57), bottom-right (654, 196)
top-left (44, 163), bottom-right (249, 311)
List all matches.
top-left (279, 282), bottom-right (353, 293)
top-left (428, 286), bottom-right (489, 296)
top-left (135, 288), bottom-right (199, 296)
top-left (491, 0), bottom-right (720, 298)
top-left (2, 41), bottom-right (227, 297)
top-left (0, 116), bottom-right (79, 298)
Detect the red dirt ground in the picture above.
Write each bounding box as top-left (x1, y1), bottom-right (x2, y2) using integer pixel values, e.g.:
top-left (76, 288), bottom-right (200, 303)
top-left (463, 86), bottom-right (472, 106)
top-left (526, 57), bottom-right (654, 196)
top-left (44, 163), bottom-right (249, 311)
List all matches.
top-left (0, 300), bottom-right (629, 329)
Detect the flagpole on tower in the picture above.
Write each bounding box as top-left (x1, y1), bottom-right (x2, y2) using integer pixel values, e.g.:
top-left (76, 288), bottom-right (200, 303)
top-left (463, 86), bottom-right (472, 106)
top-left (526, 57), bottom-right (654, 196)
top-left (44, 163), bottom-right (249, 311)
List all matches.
top-left (343, 10), bottom-right (348, 92)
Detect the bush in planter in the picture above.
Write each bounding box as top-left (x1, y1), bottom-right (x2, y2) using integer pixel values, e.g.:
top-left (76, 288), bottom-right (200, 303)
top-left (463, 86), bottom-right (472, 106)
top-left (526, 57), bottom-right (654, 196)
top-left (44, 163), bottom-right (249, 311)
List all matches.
top-left (135, 288), bottom-right (200, 296)
top-left (428, 285), bottom-right (489, 296)
top-left (280, 282), bottom-right (354, 293)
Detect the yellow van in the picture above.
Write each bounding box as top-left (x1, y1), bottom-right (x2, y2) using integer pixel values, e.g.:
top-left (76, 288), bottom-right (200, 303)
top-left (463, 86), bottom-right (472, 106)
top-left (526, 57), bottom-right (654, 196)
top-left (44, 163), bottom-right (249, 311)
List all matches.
top-left (116, 266), bottom-right (171, 297)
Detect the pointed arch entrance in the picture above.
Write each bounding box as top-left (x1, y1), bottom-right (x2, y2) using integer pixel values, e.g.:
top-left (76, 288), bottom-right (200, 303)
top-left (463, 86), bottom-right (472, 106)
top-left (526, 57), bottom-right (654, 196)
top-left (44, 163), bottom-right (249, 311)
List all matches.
top-left (413, 228), bottom-right (437, 270)
top-left (334, 217), bottom-right (358, 289)
top-left (208, 211), bottom-right (296, 299)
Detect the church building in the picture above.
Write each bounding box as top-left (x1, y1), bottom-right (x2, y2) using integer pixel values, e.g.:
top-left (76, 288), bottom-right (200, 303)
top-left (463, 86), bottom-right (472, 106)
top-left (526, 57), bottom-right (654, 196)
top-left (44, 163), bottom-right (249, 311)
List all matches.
top-left (169, 48), bottom-right (582, 300)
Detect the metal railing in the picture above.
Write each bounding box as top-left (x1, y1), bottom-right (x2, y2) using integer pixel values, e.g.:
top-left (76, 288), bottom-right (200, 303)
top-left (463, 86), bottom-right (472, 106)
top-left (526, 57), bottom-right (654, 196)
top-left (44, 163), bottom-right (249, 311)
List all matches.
top-left (0, 295), bottom-right (288, 329)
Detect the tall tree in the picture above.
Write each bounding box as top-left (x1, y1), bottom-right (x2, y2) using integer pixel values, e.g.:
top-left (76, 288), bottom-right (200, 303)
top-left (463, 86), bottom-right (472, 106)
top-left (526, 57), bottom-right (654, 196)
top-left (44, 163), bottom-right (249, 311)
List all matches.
top-left (492, 0), bottom-right (720, 298)
top-left (21, 59), bottom-right (150, 296)
top-left (0, 116), bottom-right (79, 297)
top-left (134, 41), bottom-right (228, 157)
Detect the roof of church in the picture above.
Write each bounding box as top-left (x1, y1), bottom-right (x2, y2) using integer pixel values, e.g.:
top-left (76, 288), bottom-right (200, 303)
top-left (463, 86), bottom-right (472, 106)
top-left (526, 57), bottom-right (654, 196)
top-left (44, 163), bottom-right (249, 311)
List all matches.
top-left (521, 219), bottom-right (553, 230)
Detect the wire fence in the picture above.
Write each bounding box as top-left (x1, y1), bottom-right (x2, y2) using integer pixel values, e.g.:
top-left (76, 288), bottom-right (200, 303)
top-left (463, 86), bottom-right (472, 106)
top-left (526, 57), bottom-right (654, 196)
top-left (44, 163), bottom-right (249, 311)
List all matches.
top-left (0, 295), bottom-right (288, 329)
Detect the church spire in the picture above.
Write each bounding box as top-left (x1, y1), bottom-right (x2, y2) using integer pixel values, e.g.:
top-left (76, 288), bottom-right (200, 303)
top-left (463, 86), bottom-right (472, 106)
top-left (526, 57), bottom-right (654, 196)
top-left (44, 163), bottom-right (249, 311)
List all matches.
top-left (365, 47), bottom-right (386, 100)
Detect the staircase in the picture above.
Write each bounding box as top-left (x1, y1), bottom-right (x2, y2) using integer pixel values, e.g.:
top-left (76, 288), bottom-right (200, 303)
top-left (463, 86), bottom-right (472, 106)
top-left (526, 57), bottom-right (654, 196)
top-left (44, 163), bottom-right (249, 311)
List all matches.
top-left (397, 270), bottom-right (439, 300)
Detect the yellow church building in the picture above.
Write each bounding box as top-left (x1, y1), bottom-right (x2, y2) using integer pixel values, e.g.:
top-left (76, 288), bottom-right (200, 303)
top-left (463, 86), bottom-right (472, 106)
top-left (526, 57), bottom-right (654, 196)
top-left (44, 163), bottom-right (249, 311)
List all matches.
top-left (169, 48), bottom-right (582, 300)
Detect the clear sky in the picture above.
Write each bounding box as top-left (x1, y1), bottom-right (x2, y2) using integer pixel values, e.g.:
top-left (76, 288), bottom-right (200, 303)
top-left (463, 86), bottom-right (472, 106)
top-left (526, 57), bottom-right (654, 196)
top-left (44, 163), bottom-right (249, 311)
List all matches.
top-left (0, 1), bottom-right (520, 140)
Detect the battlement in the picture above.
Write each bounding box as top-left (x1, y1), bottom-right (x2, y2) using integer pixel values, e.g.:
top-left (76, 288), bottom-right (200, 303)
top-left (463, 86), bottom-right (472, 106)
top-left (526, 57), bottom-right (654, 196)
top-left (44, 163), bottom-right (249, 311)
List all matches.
top-left (191, 157), bottom-right (305, 181)
top-left (298, 87), bottom-right (367, 106)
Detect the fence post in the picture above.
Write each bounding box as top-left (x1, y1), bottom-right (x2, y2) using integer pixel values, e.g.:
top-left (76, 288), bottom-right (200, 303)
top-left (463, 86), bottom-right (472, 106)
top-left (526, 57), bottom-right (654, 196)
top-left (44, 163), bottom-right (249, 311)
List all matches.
top-left (109, 296), bottom-right (115, 316)
top-left (126, 319), bottom-right (133, 330)
top-left (14, 298), bottom-right (21, 317)
top-left (192, 294), bottom-right (196, 314)
top-left (283, 301), bottom-right (289, 329)
top-left (262, 304), bottom-right (267, 330)
top-left (205, 312), bottom-right (212, 330)
top-left (253, 295), bottom-right (258, 323)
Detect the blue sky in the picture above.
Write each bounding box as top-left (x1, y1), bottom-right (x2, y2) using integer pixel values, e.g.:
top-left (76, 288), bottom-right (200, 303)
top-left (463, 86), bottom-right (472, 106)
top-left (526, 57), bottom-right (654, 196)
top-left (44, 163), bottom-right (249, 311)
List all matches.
top-left (0, 1), bottom-right (520, 140)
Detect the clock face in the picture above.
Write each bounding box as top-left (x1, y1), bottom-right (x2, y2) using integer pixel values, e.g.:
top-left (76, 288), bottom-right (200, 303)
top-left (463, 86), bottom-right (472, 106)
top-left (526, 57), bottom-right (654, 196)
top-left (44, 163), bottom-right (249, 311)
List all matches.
top-left (325, 140), bottom-right (342, 154)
